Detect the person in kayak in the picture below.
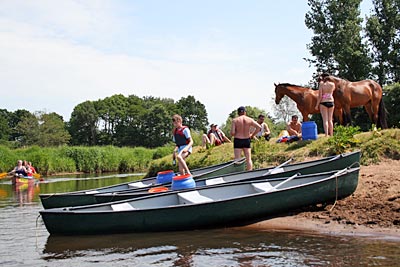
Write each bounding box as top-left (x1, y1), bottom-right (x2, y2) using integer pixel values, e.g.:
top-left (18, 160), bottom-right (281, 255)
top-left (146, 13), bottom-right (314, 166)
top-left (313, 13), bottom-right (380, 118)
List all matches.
top-left (8, 160), bottom-right (28, 177)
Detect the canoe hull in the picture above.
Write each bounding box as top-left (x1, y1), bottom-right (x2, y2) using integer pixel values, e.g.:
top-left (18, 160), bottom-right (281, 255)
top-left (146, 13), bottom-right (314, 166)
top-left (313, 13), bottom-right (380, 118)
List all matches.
top-left (40, 168), bottom-right (359, 235)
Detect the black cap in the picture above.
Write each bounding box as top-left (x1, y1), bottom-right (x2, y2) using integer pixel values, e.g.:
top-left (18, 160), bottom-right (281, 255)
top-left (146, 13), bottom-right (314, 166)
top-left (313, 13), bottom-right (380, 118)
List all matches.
top-left (237, 106), bottom-right (246, 113)
top-left (210, 124), bottom-right (217, 127)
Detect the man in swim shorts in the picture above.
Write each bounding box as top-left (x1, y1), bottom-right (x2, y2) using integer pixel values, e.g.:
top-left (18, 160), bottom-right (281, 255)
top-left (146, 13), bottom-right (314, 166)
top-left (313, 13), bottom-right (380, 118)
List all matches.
top-left (230, 106), bottom-right (261, 171)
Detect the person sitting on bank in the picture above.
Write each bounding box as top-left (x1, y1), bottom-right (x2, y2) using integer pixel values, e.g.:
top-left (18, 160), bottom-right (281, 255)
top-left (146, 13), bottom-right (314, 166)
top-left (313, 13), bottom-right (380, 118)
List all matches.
top-left (251, 114), bottom-right (271, 141)
top-left (287, 115), bottom-right (302, 140)
top-left (202, 124), bottom-right (231, 148)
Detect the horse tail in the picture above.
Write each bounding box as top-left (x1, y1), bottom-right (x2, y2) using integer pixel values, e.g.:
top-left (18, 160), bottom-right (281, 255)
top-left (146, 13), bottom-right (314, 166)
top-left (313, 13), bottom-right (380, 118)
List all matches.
top-left (377, 98), bottom-right (388, 129)
top-left (342, 110), bottom-right (352, 126)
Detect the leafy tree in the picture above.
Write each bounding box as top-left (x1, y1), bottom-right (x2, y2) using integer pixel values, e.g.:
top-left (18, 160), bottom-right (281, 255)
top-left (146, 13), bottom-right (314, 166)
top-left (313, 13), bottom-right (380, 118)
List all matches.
top-left (16, 112), bottom-right (40, 146)
top-left (0, 109), bottom-right (11, 141)
top-left (114, 95), bottom-right (145, 147)
top-left (69, 101), bottom-right (99, 145)
top-left (96, 94), bottom-right (129, 145)
top-left (17, 111), bottom-right (70, 147)
top-left (272, 96), bottom-right (301, 122)
top-left (9, 109), bottom-right (33, 142)
top-left (140, 104), bottom-right (171, 147)
top-left (365, 0), bottom-right (400, 84)
top-left (176, 95), bottom-right (208, 132)
top-left (305, 0), bottom-right (371, 80)
top-left (38, 112), bottom-right (71, 146)
top-left (383, 83), bottom-right (400, 128)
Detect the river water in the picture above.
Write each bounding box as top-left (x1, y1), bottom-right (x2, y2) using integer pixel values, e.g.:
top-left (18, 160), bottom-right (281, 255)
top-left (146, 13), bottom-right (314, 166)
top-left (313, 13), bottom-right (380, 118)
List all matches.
top-left (0, 174), bottom-right (399, 267)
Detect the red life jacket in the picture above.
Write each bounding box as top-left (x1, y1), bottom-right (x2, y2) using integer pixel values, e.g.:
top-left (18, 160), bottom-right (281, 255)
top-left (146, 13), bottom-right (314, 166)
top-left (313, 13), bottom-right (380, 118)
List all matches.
top-left (208, 129), bottom-right (224, 145)
top-left (174, 126), bottom-right (190, 146)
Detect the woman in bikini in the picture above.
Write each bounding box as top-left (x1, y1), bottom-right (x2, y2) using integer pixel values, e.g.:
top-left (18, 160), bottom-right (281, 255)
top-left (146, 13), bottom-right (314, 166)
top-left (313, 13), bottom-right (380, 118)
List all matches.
top-left (315, 75), bottom-right (335, 136)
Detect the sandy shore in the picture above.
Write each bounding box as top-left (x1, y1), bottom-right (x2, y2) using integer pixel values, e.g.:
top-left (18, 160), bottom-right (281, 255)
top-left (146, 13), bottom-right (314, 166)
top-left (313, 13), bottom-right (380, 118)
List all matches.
top-left (240, 159), bottom-right (400, 241)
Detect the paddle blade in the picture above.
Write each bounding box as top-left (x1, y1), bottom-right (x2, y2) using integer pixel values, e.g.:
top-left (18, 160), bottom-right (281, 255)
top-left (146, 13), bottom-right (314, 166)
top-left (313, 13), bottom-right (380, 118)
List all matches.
top-left (0, 172), bottom-right (8, 179)
top-left (33, 173), bottom-right (41, 179)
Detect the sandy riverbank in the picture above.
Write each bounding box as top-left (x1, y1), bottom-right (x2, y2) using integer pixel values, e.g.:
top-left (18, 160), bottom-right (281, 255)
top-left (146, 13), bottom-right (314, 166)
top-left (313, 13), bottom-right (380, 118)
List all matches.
top-left (241, 159), bottom-right (400, 241)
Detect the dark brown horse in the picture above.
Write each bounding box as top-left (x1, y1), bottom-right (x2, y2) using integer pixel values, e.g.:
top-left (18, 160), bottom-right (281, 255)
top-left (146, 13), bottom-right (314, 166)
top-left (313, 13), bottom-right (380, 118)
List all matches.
top-left (274, 83), bottom-right (320, 121)
top-left (326, 76), bottom-right (388, 128)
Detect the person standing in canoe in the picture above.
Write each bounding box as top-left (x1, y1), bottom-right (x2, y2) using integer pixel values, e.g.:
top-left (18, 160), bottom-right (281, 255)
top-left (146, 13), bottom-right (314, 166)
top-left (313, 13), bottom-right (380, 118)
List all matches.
top-left (172, 114), bottom-right (193, 175)
top-left (231, 106), bottom-right (261, 171)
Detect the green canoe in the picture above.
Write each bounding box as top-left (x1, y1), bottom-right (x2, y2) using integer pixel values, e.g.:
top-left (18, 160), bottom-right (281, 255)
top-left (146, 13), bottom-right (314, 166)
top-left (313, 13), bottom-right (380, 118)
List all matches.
top-left (39, 167), bottom-right (360, 235)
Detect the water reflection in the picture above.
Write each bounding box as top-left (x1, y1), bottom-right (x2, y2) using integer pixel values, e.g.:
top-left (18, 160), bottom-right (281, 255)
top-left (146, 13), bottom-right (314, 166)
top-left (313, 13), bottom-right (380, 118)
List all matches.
top-left (13, 181), bottom-right (39, 205)
top-left (42, 229), bottom-right (400, 266)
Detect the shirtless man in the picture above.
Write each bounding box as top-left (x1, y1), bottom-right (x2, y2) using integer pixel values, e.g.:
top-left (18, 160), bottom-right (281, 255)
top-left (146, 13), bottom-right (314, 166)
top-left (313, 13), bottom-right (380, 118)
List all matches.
top-left (315, 74), bottom-right (335, 136)
top-left (230, 106), bottom-right (261, 171)
top-left (287, 115), bottom-right (302, 139)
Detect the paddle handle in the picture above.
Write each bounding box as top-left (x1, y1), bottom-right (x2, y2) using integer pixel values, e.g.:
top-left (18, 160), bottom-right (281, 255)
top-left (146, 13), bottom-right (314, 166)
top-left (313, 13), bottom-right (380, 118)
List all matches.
top-left (262, 158), bottom-right (293, 176)
top-left (272, 173), bottom-right (299, 190)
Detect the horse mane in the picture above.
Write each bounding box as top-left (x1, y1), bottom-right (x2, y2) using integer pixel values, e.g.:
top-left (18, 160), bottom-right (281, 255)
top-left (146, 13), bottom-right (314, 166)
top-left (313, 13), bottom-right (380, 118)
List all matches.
top-left (278, 83), bottom-right (313, 90)
top-left (327, 75), bottom-right (349, 87)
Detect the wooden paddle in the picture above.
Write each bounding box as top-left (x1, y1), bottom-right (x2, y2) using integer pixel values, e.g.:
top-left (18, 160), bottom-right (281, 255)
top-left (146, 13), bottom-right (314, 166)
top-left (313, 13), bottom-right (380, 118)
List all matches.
top-left (0, 172), bottom-right (41, 180)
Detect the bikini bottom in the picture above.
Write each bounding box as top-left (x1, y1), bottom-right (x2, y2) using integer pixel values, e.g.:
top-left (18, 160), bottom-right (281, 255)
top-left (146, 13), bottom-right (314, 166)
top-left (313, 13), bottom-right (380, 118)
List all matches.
top-left (320, 102), bottom-right (334, 108)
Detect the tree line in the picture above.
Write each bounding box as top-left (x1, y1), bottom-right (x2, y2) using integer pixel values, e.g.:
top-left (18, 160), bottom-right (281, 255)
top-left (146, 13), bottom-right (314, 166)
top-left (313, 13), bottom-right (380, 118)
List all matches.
top-left (0, 95), bottom-right (210, 148)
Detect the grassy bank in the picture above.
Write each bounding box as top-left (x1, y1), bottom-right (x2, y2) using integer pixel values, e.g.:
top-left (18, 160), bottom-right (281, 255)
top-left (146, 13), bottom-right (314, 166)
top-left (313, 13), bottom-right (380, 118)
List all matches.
top-left (1, 128), bottom-right (398, 177)
top-left (148, 127), bottom-right (400, 176)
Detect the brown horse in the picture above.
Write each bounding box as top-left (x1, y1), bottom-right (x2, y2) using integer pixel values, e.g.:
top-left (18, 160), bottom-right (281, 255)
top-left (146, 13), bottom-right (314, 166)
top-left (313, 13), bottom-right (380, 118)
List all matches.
top-left (326, 75), bottom-right (388, 128)
top-left (274, 83), bottom-right (320, 121)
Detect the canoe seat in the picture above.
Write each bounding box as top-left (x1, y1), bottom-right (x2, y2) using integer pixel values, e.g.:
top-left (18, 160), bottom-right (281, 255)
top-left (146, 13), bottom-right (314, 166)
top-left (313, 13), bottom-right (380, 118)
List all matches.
top-left (111, 202), bottom-right (135, 211)
top-left (205, 177), bottom-right (225, 186)
top-left (128, 181), bottom-right (149, 188)
top-left (85, 190), bottom-right (99, 194)
top-left (252, 182), bottom-right (276, 193)
top-left (178, 191), bottom-right (213, 204)
top-left (269, 167), bottom-right (284, 174)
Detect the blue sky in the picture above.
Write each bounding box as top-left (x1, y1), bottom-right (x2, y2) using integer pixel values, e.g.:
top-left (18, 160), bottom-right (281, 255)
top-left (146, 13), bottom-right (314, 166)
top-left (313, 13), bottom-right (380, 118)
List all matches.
top-left (0, 0), bottom-right (373, 126)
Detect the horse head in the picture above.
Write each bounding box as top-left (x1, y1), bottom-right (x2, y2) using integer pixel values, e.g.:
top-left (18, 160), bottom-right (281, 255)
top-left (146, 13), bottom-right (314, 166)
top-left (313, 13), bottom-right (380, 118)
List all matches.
top-left (274, 83), bottom-right (285, 104)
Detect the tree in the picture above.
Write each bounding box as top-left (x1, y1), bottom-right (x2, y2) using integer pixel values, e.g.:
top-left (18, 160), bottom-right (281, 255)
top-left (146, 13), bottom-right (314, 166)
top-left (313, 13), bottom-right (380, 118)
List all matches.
top-left (17, 111), bottom-right (70, 147)
top-left (140, 104), bottom-right (171, 147)
top-left (96, 94), bottom-right (129, 145)
top-left (305, 0), bottom-right (371, 80)
top-left (69, 101), bottom-right (99, 145)
top-left (0, 109), bottom-right (11, 141)
top-left (176, 95), bottom-right (208, 132)
top-left (272, 96), bottom-right (301, 122)
top-left (38, 112), bottom-right (71, 146)
top-left (365, 0), bottom-right (400, 84)
top-left (383, 83), bottom-right (400, 128)
top-left (9, 109), bottom-right (33, 142)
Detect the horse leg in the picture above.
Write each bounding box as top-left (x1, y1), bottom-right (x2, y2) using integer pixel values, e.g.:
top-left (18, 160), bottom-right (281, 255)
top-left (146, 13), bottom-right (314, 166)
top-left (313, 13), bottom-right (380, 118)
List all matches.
top-left (301, 111), bottom-right (309, 122)
top-left (334, 107), bottom-right (343, 125)
top-left (364, 102), bottom-right (375, 125)
top-left (343, 106), bottom-right (352, 126)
